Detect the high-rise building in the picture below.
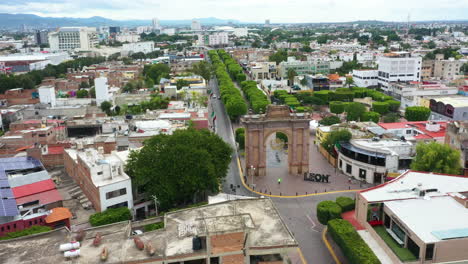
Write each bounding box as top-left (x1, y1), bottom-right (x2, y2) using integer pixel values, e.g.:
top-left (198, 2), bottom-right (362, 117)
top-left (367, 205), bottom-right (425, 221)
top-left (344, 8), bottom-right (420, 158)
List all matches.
top-left (191, 19), bottom-right (202, 31)
top-left (48, 27), bottom-right (98, 51)
top-left (34, 30), bottom-right (49, 45)
top-left (208, 32), bottom-right (229, 46)
top-left (377, 52), bottom-right (422, 92)
top-left (109, 26), bottom-right (121, 34)
top-left (95, 77), bottom-right (110, 105)
top-left (152, 18), bottom-right (161, 31)
top-left (265, 19), bottom-right (270, 27)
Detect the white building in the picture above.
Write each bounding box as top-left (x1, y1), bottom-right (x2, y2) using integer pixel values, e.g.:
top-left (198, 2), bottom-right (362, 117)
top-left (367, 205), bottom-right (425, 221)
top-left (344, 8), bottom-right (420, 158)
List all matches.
top-left (95, 77), bottom-right (111, 105)
top-left (352, 69), bottom-right (379, 87)
top-left (152, 18), bottom-right (161, 31)
top-left (338, 138), bottom-right (414, 184)
top-left (122, 41), bottom-right (155, 55)
top-left (191, 20), bottom-right (201, 31)
top-left (208, 32), bottom-right (229, 46)
top-left (38, 85), bottom-right (56, 107)
top-left (48, 27), bottom-right (98, 51)
top-left (387, 82), bottom-right (459, 108)
top-left (116, 33), bottom-right (140, 43)
top-left (161, 28), bottom-right (176, 36)
top-left (233, 28), bottom-right (249, 37)
top-left (377, 52), bottom-right (422, 92)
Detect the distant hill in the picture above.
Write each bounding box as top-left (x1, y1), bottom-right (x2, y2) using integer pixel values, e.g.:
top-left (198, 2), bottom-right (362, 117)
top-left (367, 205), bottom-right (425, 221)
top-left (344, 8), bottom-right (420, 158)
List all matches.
top-left (0, 13), bottom-right (241, 29)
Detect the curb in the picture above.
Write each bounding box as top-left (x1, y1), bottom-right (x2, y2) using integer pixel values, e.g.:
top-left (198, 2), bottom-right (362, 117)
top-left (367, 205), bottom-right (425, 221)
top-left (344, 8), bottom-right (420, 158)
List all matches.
top-left (322, 226), bottom-right (341, 264)
top-left (237, 157), bottom-right (360, 198)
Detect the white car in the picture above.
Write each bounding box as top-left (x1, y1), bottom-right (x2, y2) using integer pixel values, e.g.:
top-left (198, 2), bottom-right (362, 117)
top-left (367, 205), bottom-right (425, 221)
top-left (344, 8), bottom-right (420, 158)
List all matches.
top-left (132, 230), bottom-right (143, 235)
top-left (212, 95), bottom-right (217, 99)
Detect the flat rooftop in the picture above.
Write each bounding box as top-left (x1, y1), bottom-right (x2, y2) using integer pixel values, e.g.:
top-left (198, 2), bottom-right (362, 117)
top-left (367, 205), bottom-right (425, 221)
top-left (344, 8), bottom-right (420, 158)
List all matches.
top-left (385, 196), bottom-right (468, 243)
top-left (360, 171), bottom-right (468, 202)
top-left (0, 198), bottom-right (297, 264)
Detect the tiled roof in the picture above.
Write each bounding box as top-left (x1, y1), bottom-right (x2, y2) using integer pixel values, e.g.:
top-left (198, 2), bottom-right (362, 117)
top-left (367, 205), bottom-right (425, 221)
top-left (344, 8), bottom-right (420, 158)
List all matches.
top-left (45, 207), bottom-right (71, 223)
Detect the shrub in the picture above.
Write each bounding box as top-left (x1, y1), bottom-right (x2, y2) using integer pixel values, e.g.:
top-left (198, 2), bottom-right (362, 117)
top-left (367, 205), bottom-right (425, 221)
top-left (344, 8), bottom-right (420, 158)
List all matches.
top-left (386, 100), bottom-right (401, 112)
top-left (330, 101), bottom-right (345, 114)
top-left (314, 90), bottom-right (331, 103)
top-left (405, 106), bottom-right (431, 121)
top-left (235, 128), bottom-right (245, 149)
top-left (317, 200), bottom-right (342, 225)
top-left (372, 102), bottom-right (389, 115)
top-left (0, 225), bottom-right (52, 240)
top-left (236, 73), bottom-right (247, 82)
top-left (328, 219), bottom-right (381, 264)
top-left (240, 80), bottom-right (269, 114)
top-left (345, 102), bottom-right (366, 121)
top-left (89, 207), bottom-right (132, 227)
top-left (319, 116), bottom-right (341, 126)
top-left (333, 88), bottom-right (354, 102)
top-left (144, 222), bottom-right (164, 232)
top-left (383, 113), bottom-right (400, 123)
top-left (335, 197), bottom-right (355, 212)
top-left (360, 111), bottom-right (381, 123)
top-left (353, 88), bottom-right (367, 98)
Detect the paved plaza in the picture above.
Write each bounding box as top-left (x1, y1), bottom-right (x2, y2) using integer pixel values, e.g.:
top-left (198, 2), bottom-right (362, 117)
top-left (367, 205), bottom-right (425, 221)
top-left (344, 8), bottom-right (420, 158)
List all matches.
top-left (241, 134), bottom-right (374, 196)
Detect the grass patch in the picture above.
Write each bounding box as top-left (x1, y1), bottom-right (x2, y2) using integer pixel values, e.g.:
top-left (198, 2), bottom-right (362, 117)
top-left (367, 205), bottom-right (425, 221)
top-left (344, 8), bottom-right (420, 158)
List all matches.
top-left (144, 222), bottom-right (164, 232)
top-left (0, 225), bottom-right (52, 240)
top-left (374, 226), bottom-right (418, 262)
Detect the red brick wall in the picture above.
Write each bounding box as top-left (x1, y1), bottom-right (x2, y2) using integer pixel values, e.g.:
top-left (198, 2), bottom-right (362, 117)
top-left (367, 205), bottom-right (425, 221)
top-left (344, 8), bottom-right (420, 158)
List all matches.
top-left (0, 215), bottom-right (48, 237)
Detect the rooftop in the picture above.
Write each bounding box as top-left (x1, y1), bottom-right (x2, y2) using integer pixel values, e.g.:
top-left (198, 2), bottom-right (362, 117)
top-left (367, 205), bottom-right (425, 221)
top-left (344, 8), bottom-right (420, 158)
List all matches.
top-left (428, 95), bottom-right (468, 108)
top-left (360, 171), bottom-right (468, 202)
top-left (0, 198), bottom-right (297, 264)
top-left (385, 196), bottom-right (468, 243)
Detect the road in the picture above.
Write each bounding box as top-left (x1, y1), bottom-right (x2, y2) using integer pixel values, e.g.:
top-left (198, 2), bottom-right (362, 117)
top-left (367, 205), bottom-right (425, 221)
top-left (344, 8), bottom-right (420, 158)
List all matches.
top-left (209, 77), bottom-right (253, 197)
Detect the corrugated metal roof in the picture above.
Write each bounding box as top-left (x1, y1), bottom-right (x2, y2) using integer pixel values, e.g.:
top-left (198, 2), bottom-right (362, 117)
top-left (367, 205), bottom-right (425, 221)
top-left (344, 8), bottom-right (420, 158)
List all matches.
top-left (16, 189), bottom-right (62, 207)
top-left (12, 179), bottom-right (55, 198)
top-left (8, 170), bottom-right (50, 188)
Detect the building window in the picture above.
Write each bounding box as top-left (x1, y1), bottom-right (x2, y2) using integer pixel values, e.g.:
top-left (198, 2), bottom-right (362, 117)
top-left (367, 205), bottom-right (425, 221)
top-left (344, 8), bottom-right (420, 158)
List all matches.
top-left (106, 188), bottom-right (127, 199)
top-left (107, 201), bottom-right (128, 209)
top-left (97, 171), bottom-right (103, 175)
top-left (339, 159), bottom-right (343, 169)
top-left (346, 164), bottom-right (352, 174)
top-left (425, 244), bottom-right (434, 260)
top-left (359, 169), bottom-right (366, 179)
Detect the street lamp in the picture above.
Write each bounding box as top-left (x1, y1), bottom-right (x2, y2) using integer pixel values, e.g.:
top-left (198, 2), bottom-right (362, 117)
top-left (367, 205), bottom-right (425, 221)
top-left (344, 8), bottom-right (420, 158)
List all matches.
top-left (250, 165), bottom-right (256, 187)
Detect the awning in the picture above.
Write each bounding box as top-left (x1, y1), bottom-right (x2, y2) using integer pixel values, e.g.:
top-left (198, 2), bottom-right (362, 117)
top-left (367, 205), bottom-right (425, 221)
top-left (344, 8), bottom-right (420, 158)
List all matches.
top-left (340, 142), bottom-right (386, 158)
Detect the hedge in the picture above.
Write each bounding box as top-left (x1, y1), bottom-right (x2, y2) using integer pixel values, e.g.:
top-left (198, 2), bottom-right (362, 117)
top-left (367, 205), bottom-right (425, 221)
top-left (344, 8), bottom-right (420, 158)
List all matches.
top-left (235, 128), bottom-right (245, 149)
top-left (319, 115), bottom-right (341, 126)
top-left (0, 225), bottom-right (52, 240)
top-left (361, 111), bottom-right (381, 123)
top-left (89, 207), bottom-right (132, 227)
top-left (405, 106), bottom-right (431, 121)
top-left (328, 219), bottom-right (381, 264)
top-left (317, 200), bottom-right (342, 225)
top-left (240, 80), bottom-right (270, 113)
top-left (386, 100), bottom-right (401, 112)
top-left (330, 101), bottom-right (345, 114)
top-left (333, 88), bottom-right (354, 102)
top-left (372, 102), bottom-right (389, 115)
top-left (314, 90), bottom-right (332, 103)
top-left (335, 197), bottom-right (355, 212)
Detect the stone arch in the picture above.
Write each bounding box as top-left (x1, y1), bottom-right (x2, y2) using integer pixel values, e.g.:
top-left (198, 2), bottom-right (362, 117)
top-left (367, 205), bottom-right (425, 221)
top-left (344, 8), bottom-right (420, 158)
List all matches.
top-left (241, 105), bottom-right (310, 177)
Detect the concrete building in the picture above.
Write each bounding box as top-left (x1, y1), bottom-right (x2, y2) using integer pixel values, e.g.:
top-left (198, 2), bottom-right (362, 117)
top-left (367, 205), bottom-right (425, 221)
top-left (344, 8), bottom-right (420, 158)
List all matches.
top-left (356, 171), bottom-right (468, 264)
top-left (64, 148), bottom-right (133, 213)
top-left (387, 82), bottom-right (459, 109)
top-left (352, 69), bottom-right (379, 87)
top-left (303, 74), bottom-right (330, 91)
top-left (161, 28), bottom-right (176, 36)
top-left (152, 18), bottom-right (161, 31)
top-left (208, 32), bottom-right (229, 46)
top-left (278, 57), bottom-right (329, 78)
top-left (422, 54), bottom-right (466, 81)
top-left (378, 121), bottom-right (447, 143)
top-left (95, 77), bottom-right (111, 105)
top-left (38, 85), bottom-right (56, 107)
top-left (0, 198), bottom-right (299, 264)
top-left (427, 96), bottom-right (468, 121)
top-left (445, 121), bottom-right (468, 176)
top-left (48, 27), bottom-right (98, 51)
top-left (122, 41), bottom-right (155, 55)
top-left (34, 30), bottom-right (49, 45)
top-left (377, 52), bottom-right (422, 92)
top-left (249, 61), bottom-right (277, 80)
top-left (337, 138), bottom-right (414, 184)
top-left (116, 33), bottom-right (141, 43)
top-left (191, 19), bottom-right (201, 31)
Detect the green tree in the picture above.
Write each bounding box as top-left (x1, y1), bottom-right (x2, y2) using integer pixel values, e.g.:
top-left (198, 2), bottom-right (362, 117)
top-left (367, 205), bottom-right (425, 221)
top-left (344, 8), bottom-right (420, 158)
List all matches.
top-left (80, 81), bottom-right (90, 88)
top-left (360, 111), bottom-right (381, 123)
top-left (372, 102), bottom-right (389, 115)
top-left (330, 101), bottom-right (346, 114)
top-left (316, 200), bottom-right (342, 225)
top-left (191, 61), bottom-right (213, 82)
top-left (76, 89), bottom-right (89, 98)
top-left (345, 102), bottom-right (366, 121)
top-left (269, 49), bottom-right (288, 65)
top-left (382, 113), bottom-right (400, 123)
top-left (405, 106), bottom-right (431, 121)
top-left (319, 116), bottom-right (341, 126)
top-left (176, 79), bottom-right (190, 90)
top-left (461, 62), bottom-right (468, 74)
top-left (410, 142), bottom-right (462, 175)
top-left (345, 76), bottom-right (354, 88)
top-left (321, 129), bottom-right (352, 156)
top-left (145, 78), bottom-right (155, 89)
top-left (100, 101), bottom-right (112, 115)
top-left (89, 87), bottom-right (96, 98)
top-left (235, 128), bottom-right (245, 149)
top-left (287, 69), bottom-right (297, 86)
top-left (126, 129), bottom-right (232, 210)
top-left (300, 77), bottom-right (308, 86)
top-left (145, 63), bottom-right (170, 83)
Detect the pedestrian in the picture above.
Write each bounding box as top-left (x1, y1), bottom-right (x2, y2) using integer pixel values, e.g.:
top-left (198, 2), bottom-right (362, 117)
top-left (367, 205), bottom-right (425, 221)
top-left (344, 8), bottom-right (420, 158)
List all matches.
top-left (278, 178), bottom-right (281, 185)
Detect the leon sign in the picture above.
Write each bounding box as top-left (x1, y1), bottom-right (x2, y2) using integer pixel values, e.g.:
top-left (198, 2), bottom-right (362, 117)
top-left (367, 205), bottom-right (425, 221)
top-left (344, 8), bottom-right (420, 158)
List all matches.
top-left (304, 173), bottom-right (330, 183)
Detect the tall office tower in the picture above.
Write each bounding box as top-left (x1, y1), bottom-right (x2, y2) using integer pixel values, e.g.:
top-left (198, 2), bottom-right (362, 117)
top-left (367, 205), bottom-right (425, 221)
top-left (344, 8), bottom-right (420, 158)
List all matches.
top-left (152, 18), bottom-right (161, 31)
top-left (191, 19), bottom-right (202, 31)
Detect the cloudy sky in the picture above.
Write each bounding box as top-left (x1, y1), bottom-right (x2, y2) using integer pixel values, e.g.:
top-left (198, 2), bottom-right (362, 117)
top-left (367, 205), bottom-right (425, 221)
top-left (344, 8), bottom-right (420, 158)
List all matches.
top-left (1, 0), bottom-right (467, 22)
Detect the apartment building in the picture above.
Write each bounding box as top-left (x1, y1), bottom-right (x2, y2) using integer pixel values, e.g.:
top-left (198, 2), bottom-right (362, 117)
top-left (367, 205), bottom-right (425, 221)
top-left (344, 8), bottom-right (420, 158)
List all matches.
top-left (64, 148), bottom-right (133, 213)
top-left (445, 121), bottom-right (468, 176)
top-left (278, 57), bottom-right (329, 78)
top-left (249, 61), bottom-right (277, 80)
top-left (48, 27), bottom-right (98, 51)
top-left (191, 19), bottom-right (201, 31)
top-left (377, 52), bottom-right (422, 92)
top-left (422, 54), bottom-right (466, 81)
top-left (122, 41), bottom-right (155, 56)
top-left (115, 33), bottom-right (140, 43)
top-left (208, 32), bottom-right (229, 46)
top-left (426, 96), bottom-right (468, 121)
top-left (387, 82), bottom-right (459, 108)
top-left (356, 171), bottom-right (468, 264)
top-left (352, 69), bottom-right (379, 87)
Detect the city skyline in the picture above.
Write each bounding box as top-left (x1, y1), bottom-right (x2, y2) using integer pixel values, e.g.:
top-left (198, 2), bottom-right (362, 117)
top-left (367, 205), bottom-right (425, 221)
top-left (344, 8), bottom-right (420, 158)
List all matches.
top-left (1, 0), bottom-right (468, 23)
